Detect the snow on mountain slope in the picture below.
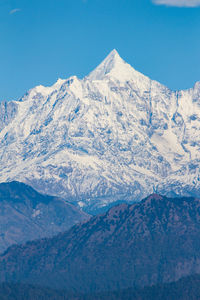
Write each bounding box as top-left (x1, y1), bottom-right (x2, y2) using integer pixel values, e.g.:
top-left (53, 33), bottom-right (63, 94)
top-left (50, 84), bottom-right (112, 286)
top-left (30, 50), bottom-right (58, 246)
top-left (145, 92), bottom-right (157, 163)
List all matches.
top-left (1, 49), bottom-right (200, 212)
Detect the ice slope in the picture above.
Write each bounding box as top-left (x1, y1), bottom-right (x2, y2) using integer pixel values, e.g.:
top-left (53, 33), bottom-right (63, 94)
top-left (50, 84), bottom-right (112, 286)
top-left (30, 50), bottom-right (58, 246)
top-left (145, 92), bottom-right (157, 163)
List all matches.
top-left (1, 49), bottom-right (200, 212)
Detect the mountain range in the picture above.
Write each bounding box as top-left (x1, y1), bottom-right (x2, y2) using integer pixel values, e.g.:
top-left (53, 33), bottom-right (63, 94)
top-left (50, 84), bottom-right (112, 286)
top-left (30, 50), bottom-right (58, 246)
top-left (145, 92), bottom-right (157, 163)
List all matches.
top-left (1, 194), bottom-right (200, 293)
top-left (0, 181), bottom-right (89, 254)
top-left (1, 273), bottom-right (200, 300)
top-left (1, 50), bottom-right (200, 212)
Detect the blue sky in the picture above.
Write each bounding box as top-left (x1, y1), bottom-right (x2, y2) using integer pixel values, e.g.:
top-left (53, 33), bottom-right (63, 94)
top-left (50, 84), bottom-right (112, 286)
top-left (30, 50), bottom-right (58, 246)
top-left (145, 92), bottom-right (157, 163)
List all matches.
top-left (0, 0), bottom-right (200, 101)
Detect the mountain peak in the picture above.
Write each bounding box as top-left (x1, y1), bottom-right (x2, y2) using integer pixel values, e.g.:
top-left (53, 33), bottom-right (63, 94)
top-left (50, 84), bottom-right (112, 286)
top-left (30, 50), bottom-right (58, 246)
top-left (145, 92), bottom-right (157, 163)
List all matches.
top-left (87, 49), bottom-right (148, 83)
top-left (87, 49), bottom-right (129, 81)
top-left (105, 48), bottom-right (122, 62)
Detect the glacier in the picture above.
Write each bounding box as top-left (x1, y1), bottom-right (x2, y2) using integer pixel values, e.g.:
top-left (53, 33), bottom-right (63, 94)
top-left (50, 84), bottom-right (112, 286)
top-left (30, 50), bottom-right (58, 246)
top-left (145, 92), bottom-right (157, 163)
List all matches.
top-left (1, 49), bottom-right (200, 212)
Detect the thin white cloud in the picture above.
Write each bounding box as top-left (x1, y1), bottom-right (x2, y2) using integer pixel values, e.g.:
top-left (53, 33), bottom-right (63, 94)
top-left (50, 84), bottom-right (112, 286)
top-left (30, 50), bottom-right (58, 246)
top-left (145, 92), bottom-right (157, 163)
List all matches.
top-left (9, 8), bottom-right (21, 14)
top-left (152, 0), bottom-right (200, 7)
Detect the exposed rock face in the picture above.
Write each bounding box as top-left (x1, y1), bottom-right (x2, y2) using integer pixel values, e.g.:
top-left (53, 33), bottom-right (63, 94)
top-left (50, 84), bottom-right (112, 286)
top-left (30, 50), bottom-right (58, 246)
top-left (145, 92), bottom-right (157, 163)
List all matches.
top-left (1, 50), bottom-right (200, 211)
top-left (1, 194), bottom-right (200, 292)
top-left (0, 101), bottom-right (18, 132)
top-left (0, 181), bottom-right (89, 254)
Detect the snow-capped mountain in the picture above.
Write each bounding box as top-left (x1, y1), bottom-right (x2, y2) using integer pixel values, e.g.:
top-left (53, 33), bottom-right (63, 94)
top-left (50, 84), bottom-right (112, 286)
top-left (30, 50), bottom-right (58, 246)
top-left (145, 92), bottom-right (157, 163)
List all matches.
top-left (1, 49), bottom-right (200, 211)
